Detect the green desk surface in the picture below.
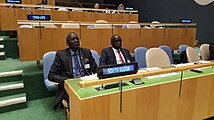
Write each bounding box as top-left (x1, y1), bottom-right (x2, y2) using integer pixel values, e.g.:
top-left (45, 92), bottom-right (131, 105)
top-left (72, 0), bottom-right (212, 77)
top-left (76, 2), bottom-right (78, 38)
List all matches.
top-left (66, 67), bottom-right (214, 100)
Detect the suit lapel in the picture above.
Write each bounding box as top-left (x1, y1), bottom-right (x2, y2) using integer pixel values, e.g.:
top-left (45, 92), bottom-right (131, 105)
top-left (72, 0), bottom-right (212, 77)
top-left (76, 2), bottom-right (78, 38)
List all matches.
top-left (110, 47), bottom-right (117, 64)
top-left (78, 48), bottom-right (86, 72)
top-left (65, 48), bottom-right (73, 75)
top-left (120, 48), bottom-right (128, 63)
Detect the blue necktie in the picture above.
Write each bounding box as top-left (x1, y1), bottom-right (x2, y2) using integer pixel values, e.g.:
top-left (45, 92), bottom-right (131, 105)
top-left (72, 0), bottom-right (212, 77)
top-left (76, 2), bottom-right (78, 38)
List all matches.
top-left (73, 53), bottom-right (84, 78)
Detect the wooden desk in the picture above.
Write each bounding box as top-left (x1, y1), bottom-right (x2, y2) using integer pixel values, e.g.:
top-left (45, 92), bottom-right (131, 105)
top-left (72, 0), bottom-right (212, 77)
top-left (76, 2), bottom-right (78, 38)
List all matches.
top-left (17, 27), bottom-right (196, 61)
top-left (0, 0), bottom-right (55, 5)
top-left (65, 64), bottom-right (214, 120)
top-left (0, 7), bottom-right (138, 30)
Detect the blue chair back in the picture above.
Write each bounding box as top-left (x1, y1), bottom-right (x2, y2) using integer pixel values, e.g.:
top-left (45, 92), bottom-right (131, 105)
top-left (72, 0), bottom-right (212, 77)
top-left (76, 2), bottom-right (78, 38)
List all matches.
top-left (90, 50), bottom-right (99, 66)
top-left (179, 45), bottom-right (189, 53)
top-left (134, 47), bottom-right (147, 68)
top-left (43, 51), bottom-right (57, 91)
top-left (159, 45), bottom-right (173, 64)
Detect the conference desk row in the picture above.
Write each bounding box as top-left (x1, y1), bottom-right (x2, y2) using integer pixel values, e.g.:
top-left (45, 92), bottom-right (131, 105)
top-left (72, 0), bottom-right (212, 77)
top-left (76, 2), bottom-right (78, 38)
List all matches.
top-left (17, 23), bottom-right (196, 61)
top-left (0, 7), bottom-right (138, 30)
top-left (65, 62), bottom-right (214, 120)
top-left (0, 0), bottom-right (55, 5)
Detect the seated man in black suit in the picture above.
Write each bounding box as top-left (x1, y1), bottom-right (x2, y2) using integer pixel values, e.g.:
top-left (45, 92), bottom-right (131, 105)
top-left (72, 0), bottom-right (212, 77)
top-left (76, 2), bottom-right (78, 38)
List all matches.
top-left (48, 32), bottom-right (97, 110)
top-left (99, 34), bottom-right (132, 66)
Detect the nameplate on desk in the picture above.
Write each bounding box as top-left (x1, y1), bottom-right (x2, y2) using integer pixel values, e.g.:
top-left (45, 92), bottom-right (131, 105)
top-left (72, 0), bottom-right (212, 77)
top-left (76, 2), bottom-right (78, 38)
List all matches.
top-left (5, 0), bottom-right (22, 4)
top-left (97, 62), bottom-right (138, 79)
top-left (27, 14), bottom-right (51, 21)
top-left (180, 19), bottom-right (192, 23)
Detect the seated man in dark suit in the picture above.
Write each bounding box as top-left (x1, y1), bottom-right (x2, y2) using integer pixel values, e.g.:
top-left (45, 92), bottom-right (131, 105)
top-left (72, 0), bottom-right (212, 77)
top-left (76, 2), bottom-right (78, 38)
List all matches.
top-left (48, 32), bottom-right (97, 110)
top-left (99, 34), bottom-right (132, 66)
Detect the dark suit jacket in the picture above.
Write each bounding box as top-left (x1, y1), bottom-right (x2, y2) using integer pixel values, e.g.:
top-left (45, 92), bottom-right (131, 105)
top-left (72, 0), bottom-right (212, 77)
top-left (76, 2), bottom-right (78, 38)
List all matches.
top-left (99, 47), bottom-right (132, 66)
top-left (48, 48), bottom-right (97, 109)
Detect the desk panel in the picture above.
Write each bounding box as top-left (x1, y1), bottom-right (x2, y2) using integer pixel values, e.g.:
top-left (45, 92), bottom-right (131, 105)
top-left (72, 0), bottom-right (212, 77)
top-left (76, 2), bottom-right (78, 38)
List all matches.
top-left (0, 8), bottom-right (17, 30)
top-left (0, 7), bottom-right (138, 30)
top-left (91, 12), bottom-right (112, 22)
top-left (17, 27), bottom-right (196, 61)
top-left (113, 28), bottom-right (142, 52)
top-left (17, 28), bottom-right (40, 61)
top-left (16, 9), bottom-right (52, 20)
top-left (112, 13), bottom-right (131, 22)
top-left (80, 28), bottom-right (112, 54)
top-left (65, 67), bottom-right (214, 120)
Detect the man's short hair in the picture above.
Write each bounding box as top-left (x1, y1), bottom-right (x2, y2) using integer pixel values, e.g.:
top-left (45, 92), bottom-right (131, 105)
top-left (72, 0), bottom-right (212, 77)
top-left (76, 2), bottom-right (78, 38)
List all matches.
top-left (111, 34), bottom-right (122, 41)
top-left (66, 32), bottom-right (79, 42)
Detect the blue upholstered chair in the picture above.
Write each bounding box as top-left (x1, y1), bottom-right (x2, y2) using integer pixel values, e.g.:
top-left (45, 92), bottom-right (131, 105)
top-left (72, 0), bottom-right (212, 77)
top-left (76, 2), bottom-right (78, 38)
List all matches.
top-left (159, 45), bottom-right (173, 64)
top-left (90, 50), bottom-right (99, 66)
top-left (43, 50), bottom-right (99, 91)
top-left (43, 51), bottom-right (57, 91)
top-left (179, 45), bottom-right (189, 53)
top-left (134, 47), bottom-right (147, 68)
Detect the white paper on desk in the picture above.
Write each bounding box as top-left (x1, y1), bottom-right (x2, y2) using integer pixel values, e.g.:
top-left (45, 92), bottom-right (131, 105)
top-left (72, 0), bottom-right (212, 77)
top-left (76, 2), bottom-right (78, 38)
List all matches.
top-left (145, 67), bottom-right (161, 71)
top-left (172, 63), bottom-right (194, 67)
top-left (137, 69), bottom-right (147, 73)
top-left (145, 72), bottom-right (178, 79)
top-left (197, 60), bottom-right (211, 64)
top-left (0, 38), bottom-right (3, 41)
top-left (80, 74), bottom-right (98, 81)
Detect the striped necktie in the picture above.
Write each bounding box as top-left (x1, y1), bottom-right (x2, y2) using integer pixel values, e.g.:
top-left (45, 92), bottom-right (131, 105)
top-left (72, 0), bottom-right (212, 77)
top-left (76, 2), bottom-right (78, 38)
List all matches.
top-left (73, 53), bottom-right (84, 78)
top-left (117, 50), bottom-right (125, 64)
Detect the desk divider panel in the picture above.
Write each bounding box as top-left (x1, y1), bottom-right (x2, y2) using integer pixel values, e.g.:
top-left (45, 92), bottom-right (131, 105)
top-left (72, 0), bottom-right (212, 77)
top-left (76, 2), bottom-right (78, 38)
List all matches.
top-left (17, 28), bottom-right (40, 61)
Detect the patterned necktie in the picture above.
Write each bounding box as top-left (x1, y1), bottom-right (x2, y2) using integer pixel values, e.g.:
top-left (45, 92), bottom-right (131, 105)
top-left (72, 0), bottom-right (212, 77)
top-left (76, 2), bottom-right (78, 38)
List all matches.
top-left (73, 53), bottom-right (84, 78)
top-left (117, 50), bottom-right (125, 64)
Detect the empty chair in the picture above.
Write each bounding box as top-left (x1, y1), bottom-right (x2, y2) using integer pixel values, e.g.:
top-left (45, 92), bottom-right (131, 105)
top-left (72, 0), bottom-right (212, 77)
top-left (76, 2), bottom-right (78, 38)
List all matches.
top-left (146, 48), bottom-right (171, 67)
top-left (186, 47), bottom-right (201, 62)
top-left (57, 8), bottom-right (69, 11)
top-left (19, 25), bottom-right (33, 28)
top-left (43, 51), bottom-right (57, 91)
top-left (151, 21), bottom-right (160, 28)
top-left (90, 50), bottom-right (99, 66)
top-left (87, 25), bottom-right (95, 29)
top-left (94, 24), bottom-right (112, 29)
top-left (179, 44), bottom-right (189, 53)
top-left (61, 23), bottom-right (80, 28)
top-left (200, 44), bottom-right (210, 60)
top-left (72, 9), bottom-right (83, 12)
top-left (134, 47), bottom-right (147, 68)
top-left (32, 23), bottom-right (57, 28)
top-left (159, 45), bottom-right (173, 64)
top-left (122, 21), bottom-right (140, 28)
top-left (127, 24), bottom-right (141, 28)
top-left (143, 25), bottom-right (151, 29)
top-left (95, 20), bottom-right (108, 23)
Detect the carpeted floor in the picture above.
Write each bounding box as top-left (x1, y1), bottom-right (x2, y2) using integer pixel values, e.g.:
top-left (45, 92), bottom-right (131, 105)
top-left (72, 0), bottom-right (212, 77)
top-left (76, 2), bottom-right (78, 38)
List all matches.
top-left (0, 96), bottom-right (66, 120)
top-left (0, 58), bottom-right (41, 73)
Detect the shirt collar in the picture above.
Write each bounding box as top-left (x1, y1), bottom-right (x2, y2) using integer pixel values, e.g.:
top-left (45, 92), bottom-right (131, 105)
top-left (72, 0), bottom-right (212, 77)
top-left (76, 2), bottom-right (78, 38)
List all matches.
top-left (112, 47), bottom-right (120, 52)
top-left (69, 49), bottom-right (79, 56)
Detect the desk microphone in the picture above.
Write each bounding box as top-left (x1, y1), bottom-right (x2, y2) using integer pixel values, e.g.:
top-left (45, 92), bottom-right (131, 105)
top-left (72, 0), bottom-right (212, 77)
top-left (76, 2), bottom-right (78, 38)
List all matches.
top-left (190, 69), bottom-right (203, 73)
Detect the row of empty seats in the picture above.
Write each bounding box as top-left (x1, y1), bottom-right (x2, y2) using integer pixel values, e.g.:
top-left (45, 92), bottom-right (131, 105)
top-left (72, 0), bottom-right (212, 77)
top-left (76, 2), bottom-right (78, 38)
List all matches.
top-left (19, 23), bottom-right (147, 29)
top-left (19, 20), bottom-right (162, 29)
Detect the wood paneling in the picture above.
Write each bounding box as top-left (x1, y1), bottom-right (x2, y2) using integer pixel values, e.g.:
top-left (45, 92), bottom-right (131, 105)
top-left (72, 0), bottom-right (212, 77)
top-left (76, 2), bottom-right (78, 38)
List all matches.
top-left (17, 28), bottom-right (40, 61)
top-left (0, 8), bottom-right (137, 30)
top-left (65, 73), bottom-right (214, 120)
top-left (17, 27), bottom-right (196, 61)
